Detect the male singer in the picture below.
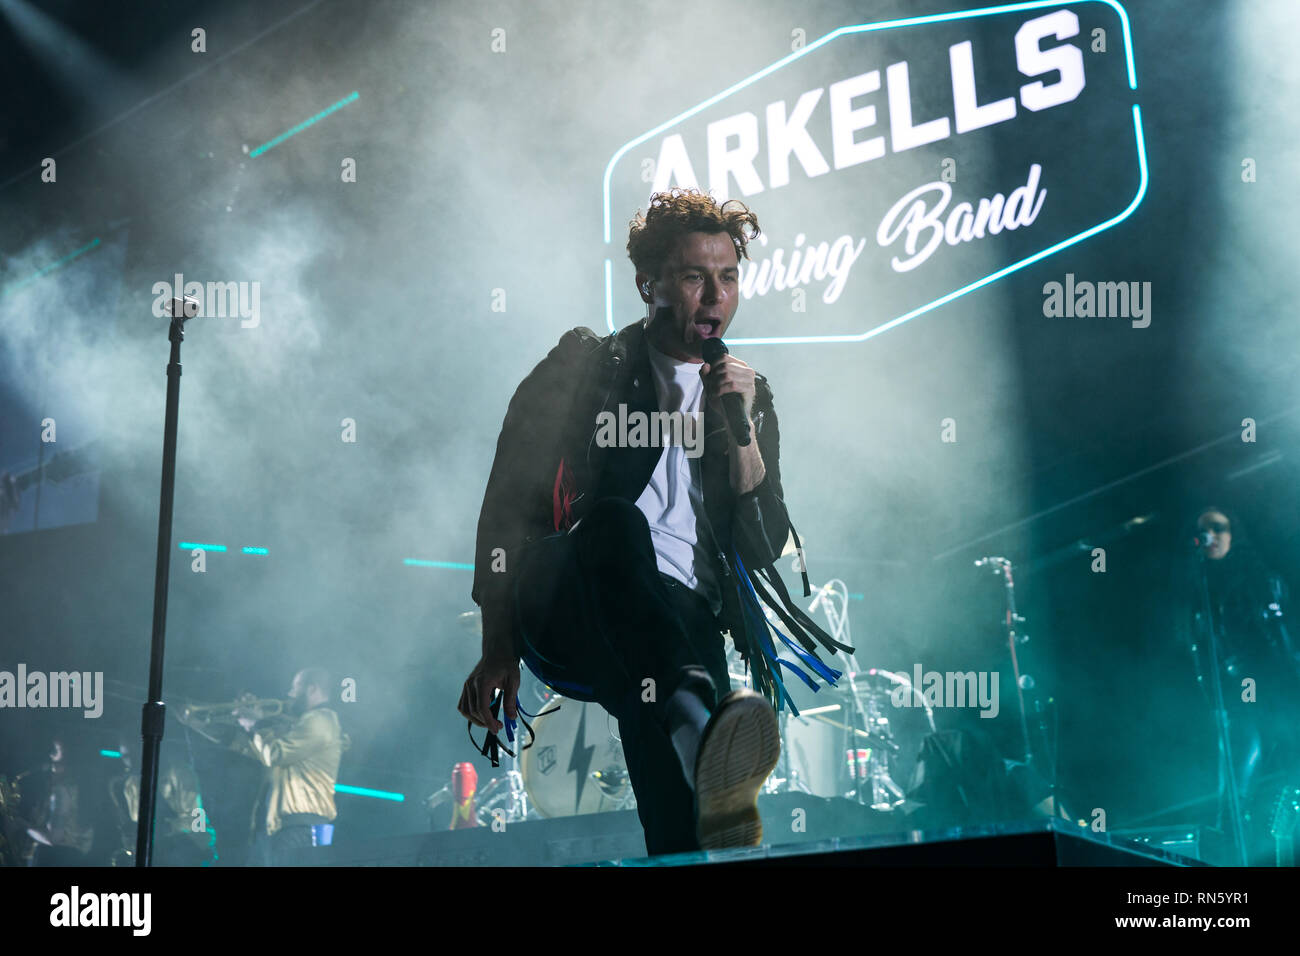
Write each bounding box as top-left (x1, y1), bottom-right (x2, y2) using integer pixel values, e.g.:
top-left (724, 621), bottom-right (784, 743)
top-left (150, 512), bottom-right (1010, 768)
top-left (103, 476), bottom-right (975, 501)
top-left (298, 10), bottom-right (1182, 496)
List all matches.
top-left (459, 188), bottom-right (846, 855)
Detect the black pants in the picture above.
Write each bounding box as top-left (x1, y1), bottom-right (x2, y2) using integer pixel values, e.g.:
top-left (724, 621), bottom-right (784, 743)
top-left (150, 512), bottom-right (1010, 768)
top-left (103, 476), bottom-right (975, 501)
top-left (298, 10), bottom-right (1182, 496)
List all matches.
top-left (251, 812), bottom-right (329, 866)
top-left (1218, 698), bottom-right (1299, 866)
top-left (514, 497), bottom-right (730, 855)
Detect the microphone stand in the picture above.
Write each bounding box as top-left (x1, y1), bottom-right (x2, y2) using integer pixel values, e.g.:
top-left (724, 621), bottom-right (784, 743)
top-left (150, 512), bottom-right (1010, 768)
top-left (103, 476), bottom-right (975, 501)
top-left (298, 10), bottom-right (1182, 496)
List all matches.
top-left (1195, 551), bottom-right (1249, 866)
top-left (135, 299), bottom-right (196, 866)
top-left (976, 558), bottom-right (1033, 765)
top-left (977, 557), bottom-right (1057, 815)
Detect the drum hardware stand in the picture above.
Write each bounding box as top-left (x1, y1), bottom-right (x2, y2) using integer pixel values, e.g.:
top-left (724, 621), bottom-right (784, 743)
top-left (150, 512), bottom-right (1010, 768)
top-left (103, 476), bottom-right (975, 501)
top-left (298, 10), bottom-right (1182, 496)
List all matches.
top-left (766, 709), bottom-right (814, 795)
top-left (490, 693), bottom-right (536, 824)
top-left (842, 663), bottom-right (868, 805)
top-left (1195, 553), bottom-right (1250, 866)
top-left (836, 668), bottom-right (865, 805)
top-left (805, 579), bottom-right (911, 808)
top-left (861, 685), bottom-right (907, 809)
top-left (837, 676), bottom-right (909, 808)
top-left (598, 711), bottom-right (637, 810)
top-left (505, 761), bottom-right (530, 821)
top-left (476, 748), bottom-right (532, 825)
top-left (805, 580), bottom-right (868, 804)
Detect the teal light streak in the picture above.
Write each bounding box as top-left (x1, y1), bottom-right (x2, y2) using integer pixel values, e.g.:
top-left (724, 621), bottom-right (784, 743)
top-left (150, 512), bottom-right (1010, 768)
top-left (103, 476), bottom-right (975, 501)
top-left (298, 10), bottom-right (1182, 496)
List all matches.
top-left (601, 0), bottom-right (1141, 343)
top-left (249, 90), bottom-right (360, 158)
top-left (404, 559), bottom-right (475, 570)
top-left (176, 543), bottom-right (267, 554)
top-left (99, 749), bottom-right (122, 758)
top-left (335, 783), bottom-right (405, 802)
top-left (2, 238), bottom-right (101, 298)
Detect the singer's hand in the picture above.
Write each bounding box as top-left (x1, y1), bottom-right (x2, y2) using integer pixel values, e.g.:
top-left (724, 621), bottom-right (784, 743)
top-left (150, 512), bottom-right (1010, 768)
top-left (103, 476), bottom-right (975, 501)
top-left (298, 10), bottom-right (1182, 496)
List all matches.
top-left (700, 353), bottom-right (757, 425)
top-left (701, 355), bottom-right (766, 493)
top-left (458, 654), bottom-right (519, 735)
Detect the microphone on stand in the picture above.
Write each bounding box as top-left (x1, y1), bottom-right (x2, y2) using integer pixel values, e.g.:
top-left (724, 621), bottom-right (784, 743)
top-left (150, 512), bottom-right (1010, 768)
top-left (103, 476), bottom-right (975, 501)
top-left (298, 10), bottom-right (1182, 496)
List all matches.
top-left (701, 337), bottom-right (751, 447)
top-left (808, 581), bottom-right (835, 614)
top-left (167, 296), bottom-right (202, 321)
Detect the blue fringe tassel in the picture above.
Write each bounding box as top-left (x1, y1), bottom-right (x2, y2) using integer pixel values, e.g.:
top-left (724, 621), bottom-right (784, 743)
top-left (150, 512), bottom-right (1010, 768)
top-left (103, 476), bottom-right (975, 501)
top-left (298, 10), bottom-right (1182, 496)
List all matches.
top-left (733, 549), bottom-right (843, 715)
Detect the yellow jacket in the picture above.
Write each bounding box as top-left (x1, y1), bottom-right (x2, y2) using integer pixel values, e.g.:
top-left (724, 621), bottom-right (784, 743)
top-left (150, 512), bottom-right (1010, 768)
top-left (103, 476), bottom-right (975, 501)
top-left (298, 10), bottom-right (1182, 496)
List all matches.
top-left (121, 763), bottom-right (201, 835)
top-left (233, 707), bottom-right (348, 836)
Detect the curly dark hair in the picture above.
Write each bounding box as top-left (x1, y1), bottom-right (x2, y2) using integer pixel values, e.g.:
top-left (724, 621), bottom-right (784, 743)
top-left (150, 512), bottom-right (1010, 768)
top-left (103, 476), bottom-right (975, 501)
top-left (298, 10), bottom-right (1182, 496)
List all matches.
top-left (626, 187), bottom-right (761, 281)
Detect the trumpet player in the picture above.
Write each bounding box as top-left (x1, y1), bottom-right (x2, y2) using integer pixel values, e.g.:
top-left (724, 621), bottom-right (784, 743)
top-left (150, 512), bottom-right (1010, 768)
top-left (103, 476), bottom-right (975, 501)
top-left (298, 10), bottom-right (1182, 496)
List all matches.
top-left (227, 667), bottom-right (349, 866)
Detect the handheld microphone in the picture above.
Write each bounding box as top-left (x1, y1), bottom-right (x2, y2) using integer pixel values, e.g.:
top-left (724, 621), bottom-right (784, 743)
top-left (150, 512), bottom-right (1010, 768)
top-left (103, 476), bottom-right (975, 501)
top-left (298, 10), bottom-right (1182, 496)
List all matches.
top-left (701, 337), bottom-right (751, 447)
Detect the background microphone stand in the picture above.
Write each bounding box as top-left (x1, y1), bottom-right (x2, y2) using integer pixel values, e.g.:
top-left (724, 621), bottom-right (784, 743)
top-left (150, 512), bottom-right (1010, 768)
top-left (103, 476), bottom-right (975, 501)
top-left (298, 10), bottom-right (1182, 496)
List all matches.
top-left (135, 295), bottom-right (199, 867)
top-left (975, 558), bottom-right (1033, 763)
top-left (976, 556), bottom-right (1058, 816)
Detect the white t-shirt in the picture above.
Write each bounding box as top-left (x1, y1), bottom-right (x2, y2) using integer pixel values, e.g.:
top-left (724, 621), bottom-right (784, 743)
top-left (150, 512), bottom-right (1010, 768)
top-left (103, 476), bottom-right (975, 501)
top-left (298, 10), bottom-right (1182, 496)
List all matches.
top-left (634, 343), bottom-right (723, 614)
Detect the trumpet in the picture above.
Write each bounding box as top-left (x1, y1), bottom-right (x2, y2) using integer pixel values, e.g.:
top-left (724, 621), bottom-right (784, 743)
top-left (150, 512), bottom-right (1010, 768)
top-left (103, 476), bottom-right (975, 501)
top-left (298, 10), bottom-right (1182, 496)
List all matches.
top-left (180, 696), bottom-right (285, 724)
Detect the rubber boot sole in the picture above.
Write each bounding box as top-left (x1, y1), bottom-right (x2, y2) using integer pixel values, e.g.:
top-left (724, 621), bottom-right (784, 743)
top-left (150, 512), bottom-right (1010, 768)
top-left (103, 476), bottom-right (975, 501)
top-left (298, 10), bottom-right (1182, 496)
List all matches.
top-left (694, 690), bottom-right (781, 850)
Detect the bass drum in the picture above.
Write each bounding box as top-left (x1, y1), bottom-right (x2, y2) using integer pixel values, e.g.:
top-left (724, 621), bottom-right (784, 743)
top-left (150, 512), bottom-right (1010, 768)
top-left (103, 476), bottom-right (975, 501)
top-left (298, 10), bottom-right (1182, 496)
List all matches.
top-left (520, 696), bottom-right (636, 818)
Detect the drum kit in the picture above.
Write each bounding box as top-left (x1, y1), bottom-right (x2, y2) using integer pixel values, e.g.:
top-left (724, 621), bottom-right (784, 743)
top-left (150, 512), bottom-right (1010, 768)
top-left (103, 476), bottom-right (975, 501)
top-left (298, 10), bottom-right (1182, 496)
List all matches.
top-left (451, 578), bottom-right (938, 825)
top-left (449, 611), bottom-right (637, 825)
top-left (441, 668), bottom-right (636, 826)
top-left (738, 577), bottom-right (936, 809)
top-left (517, 696), bottom-right (634, 819)
top-left (772, 665), bottom-right (936, 809)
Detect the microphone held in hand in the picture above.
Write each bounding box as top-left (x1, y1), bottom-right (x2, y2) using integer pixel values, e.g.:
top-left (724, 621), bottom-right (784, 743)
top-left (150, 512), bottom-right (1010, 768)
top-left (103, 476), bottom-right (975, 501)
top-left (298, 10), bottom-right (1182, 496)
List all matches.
top-left (701, 337), bottom-right (751, 447)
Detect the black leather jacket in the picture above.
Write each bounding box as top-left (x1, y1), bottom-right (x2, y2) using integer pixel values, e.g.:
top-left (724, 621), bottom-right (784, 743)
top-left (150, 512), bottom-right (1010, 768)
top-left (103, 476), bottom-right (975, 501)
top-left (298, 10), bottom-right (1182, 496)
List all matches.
top-left (471, 320), bottom-right (794, 651)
